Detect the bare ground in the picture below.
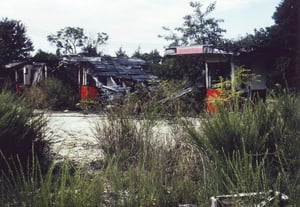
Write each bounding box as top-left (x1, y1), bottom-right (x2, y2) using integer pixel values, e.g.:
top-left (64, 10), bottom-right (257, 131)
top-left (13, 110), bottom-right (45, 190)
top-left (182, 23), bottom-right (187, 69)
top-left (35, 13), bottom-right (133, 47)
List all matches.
top-left (45, 112), bottom-right (196, 165)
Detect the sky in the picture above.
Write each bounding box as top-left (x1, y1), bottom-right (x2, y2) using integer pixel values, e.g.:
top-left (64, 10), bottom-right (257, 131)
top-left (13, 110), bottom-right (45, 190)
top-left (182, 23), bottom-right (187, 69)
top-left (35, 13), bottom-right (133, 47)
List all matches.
top-left (1, 0), bottom-right (282, 56)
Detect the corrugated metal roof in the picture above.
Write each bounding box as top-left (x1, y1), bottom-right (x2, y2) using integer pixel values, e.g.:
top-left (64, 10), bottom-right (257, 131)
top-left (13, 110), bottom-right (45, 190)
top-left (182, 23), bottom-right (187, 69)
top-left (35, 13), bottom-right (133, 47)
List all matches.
top-left (61, 56), bottom-right (157, 81)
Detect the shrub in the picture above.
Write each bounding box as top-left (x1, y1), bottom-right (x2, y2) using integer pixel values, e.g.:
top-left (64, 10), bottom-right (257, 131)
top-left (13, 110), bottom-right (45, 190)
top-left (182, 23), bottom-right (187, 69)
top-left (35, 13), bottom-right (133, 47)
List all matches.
top-left (124, 80), bottom-right (204, 118)
top-left (0, 89), bottom-right (49, 170)
top-left (186, 90), bottom-right (300, 204)
top-left (94, 108), bottom-right (206, 206)
top-left (24, 77), bottom-right (78, 110)
top-left (0, 156), bottom-right (106, 207)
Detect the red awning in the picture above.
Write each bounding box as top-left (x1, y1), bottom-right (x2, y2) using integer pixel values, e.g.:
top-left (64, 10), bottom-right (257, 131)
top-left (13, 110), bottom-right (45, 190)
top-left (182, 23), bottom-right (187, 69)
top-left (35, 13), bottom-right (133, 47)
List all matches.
top-left (176, 46), bottom-right (204, 55)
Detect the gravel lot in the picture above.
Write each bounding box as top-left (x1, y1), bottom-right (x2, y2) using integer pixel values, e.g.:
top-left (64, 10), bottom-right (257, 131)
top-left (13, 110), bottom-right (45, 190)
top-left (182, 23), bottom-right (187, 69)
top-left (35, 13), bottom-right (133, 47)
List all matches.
top-left (45, 112), bottom-right (199, 165)
top-left (46, 112), bottom-right (104, 164)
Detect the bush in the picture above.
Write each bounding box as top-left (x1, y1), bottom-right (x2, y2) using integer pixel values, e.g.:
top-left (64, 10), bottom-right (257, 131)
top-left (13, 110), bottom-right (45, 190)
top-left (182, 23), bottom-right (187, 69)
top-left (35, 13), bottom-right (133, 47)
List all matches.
top-left (94, 108), bottom-right (206, 206)
top-left (0, 89), bottom-right (49, 169)
top-left (24, 77), bottom-right (78, 110)
top-left (124, 80), bottom-right (204, 118)
top-left (186, 91), bottom-right (300, 205)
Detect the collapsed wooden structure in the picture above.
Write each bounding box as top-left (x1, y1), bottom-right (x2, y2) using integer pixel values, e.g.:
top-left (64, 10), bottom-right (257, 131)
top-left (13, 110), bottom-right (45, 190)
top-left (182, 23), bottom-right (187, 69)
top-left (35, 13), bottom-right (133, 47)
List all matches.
top-left (0, 45), bottom-right (267, 110)
top-left (0, 56), bottom-right (157, 104)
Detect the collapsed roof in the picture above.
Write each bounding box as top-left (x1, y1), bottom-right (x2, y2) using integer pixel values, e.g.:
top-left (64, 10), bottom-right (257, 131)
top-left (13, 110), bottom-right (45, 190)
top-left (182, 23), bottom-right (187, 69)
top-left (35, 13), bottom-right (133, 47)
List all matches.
top-left (55, 56), bottom-right (158, 103)
top-left (60, 56), bottom-right (157, 82)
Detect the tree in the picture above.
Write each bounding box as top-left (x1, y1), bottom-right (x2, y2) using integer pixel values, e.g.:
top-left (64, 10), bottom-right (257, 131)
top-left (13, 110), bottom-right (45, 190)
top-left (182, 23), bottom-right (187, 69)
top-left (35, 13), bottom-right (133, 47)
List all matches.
top-left (115, 46), bottom-right (128, 57)
top-left (271, 0), bottom-right (300, 89)
top-left (0, 18), bottom-right (33, 65)
top-left (47, 27), bottom-right (108, 56)
top-left (33, 49), bottom-right (60, 67)
top-left (132, 49), bottom-right (163, 75)
top-left (81, 32), bottom-right (109, 56)
top-left (132, 46), bottom-right (143, 59)
top-left (159, 1), bottom-right (226, 47)
top-left (220, 0), bottom-right (299, 89)
top-left (158, 1), bottom-right (225, 82)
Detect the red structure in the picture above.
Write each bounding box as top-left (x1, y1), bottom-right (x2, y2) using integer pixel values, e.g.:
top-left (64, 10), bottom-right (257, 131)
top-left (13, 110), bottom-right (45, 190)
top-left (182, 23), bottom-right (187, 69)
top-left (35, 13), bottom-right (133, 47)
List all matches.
top-left (80, 85), bottom-right (98, 101)
top-left (165, 45), bottom-right (234, 112)
top-left (206, 88), bottom-right (221, 113)
top-left (164, 45), bottom-right (267, 112)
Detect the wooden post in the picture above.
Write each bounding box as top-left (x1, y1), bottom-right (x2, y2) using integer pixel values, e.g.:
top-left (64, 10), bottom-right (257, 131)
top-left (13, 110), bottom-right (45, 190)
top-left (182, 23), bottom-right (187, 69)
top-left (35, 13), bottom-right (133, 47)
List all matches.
top-left (205, 61), bottom-right (209, 88)
top-left (230, 61), bottom-right (235, 90)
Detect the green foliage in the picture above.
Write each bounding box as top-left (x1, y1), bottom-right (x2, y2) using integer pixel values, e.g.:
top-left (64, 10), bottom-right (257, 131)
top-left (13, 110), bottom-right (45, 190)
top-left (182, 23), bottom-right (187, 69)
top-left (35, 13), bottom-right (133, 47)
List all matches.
top-left (94, 109), bottom-right (147, 169)
top-left (47, 27), bottom-right (108, 56)
top-left (81, 32), bottom-right (109, 56)
top-left (132, 49), bottom-right (163, 76)
top-left (94, 108), bottom-right (205, 206)
top-left (222, 0), bottom-right (300, 89)
top-left (124, 80), bottom-right (204, 117)
top-left (269, 90), bottom-right (300, 177)
top-left (0, 108), bottom-right (205, 206)
top-left (1, 90), bottom-right (299, 205)
top-left (159, 1), bottom-right (226, 46)
top-left (115, 46), bottom-right (128, 57)
top-left (0, 18), bottom-right (33, 65)
top-left (0, 90), bottom-right (48, 169)
top-left (33, 49), bottom-right (60, 67)
top-left (160, 55), bottom-right (206, 83)
top-left (186, 90), bottom-right (300, 204)
top-left (210, 66), bottom-right (261, 109)
top-left (0, 154), bottom-right (106, 207)
top-left (24, 77), bottom-right (78, 110)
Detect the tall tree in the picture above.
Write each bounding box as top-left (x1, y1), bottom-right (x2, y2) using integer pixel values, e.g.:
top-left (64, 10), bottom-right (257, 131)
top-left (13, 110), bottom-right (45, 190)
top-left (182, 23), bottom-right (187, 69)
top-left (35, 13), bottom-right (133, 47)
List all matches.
top-left (271, 0), bottom-right (300, 89)
top-left (81, 32), bottom-right (109, 56)
top-left (132, 49), bottom-right (163, 75)
top-left (159, 1), bottom-right (226, 47)
top-left (221, 0), bottom-right (299, 89)
top-left (0, 18), bottom-right (33, 65)
top-left (47, 27), bottom-right (108, 56)
top-left (245, 0), bottom-right (298, 89)
top-left (33, 49), bottom-right (59, 67)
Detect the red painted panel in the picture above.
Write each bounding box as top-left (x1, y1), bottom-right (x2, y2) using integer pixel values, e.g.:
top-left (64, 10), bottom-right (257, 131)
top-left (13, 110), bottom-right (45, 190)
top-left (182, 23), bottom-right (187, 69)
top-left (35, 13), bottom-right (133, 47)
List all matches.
top-left (81, 86), bottom-right (98, 101)
top-left (206, 88), bottom-right (221, 112)
top-left (15, 83), bottom-right (19, 93)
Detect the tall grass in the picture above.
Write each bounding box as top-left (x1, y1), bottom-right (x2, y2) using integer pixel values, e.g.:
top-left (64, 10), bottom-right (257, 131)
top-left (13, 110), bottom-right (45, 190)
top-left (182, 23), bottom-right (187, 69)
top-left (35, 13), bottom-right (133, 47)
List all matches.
top-left (94, 106), bottom-right (207, 206)
top-left (0, 153), bottom-right (107, 207)
top-left (0, 144), bottom-right (205, 206)
top-left (187, 90), bottom-right (300, 205)
top-left (0, 89), bottom-right (49, 171)
top-left (1, 86), bottom-right (298, 206)
top-left (24, 77), bottom-right (78, 111)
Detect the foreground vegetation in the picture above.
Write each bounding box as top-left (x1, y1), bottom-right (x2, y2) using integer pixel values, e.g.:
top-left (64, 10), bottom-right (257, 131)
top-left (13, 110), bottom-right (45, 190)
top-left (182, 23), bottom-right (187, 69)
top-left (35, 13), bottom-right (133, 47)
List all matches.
top-left (0, 86), bottom-right (299, 206)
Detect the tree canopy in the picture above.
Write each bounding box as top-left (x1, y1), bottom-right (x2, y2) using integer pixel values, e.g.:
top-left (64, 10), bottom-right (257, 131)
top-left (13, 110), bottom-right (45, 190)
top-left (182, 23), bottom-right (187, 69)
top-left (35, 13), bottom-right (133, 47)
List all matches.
top-left (47, 27), bottom-right (108, 56)
top-left (270, 0), bottom-right (300, 89)
top-left (158, 0), bottom-right (299, 89)
top-left (159, 1), bottom-right (225, 47)
top-left (0, 18), bottom-right (33, 65)
top-left (229, 0), bottom-right (300, 89)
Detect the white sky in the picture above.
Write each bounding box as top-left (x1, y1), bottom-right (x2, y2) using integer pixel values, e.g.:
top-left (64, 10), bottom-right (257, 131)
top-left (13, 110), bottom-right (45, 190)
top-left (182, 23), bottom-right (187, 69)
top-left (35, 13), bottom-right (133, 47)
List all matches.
top-left (1, 0), bottom-right (282, 56)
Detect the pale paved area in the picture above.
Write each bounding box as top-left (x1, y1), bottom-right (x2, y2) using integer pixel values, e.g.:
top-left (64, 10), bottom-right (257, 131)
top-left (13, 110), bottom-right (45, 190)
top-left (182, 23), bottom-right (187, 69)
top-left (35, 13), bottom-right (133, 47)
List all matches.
top-left (46, 112), bottom-right (104, 164)
top-left (46, 112), bottom-right (201, 164)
